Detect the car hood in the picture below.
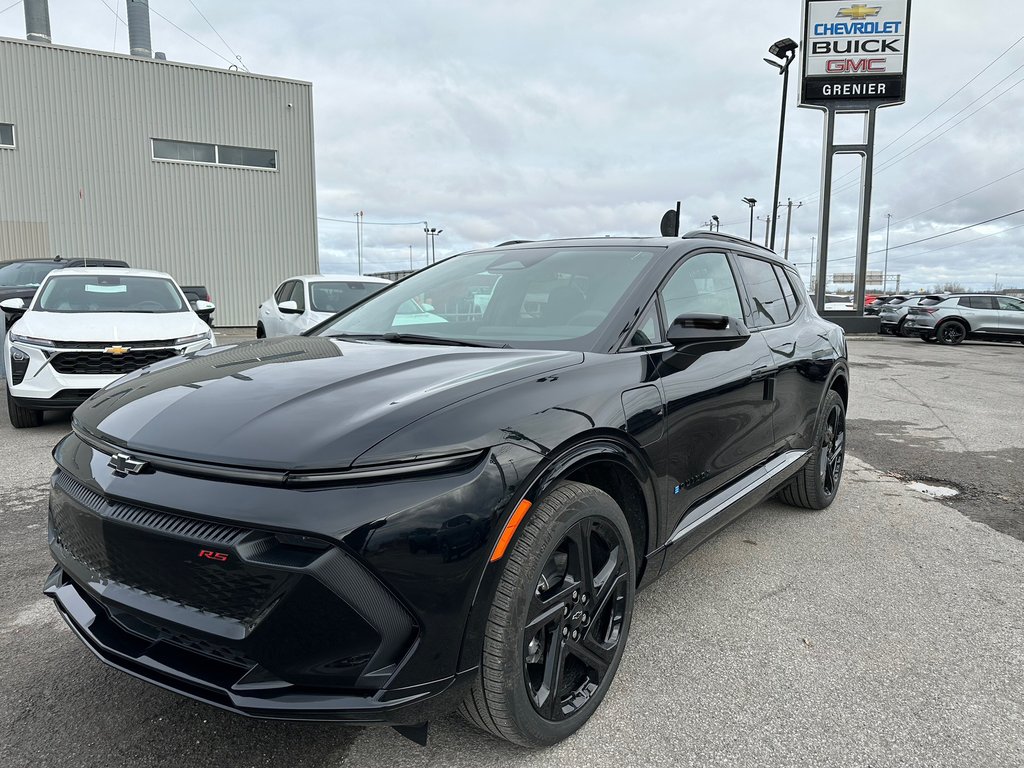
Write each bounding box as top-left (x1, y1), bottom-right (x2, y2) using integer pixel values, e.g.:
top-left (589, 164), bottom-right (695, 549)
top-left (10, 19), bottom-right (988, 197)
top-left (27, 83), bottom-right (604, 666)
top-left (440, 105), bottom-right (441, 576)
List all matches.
top-left (76, 335), bottom-right (583, 471)
top-left (12, 311), bottom-right (208, 342)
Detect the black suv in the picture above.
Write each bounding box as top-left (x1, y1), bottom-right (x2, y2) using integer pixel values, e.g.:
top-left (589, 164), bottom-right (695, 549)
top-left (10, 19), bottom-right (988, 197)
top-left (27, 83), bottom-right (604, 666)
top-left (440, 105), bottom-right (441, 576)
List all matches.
top-left (45, 233), bottom-right (849, 747)
top-left (0, 256), bottom-right (129, 306)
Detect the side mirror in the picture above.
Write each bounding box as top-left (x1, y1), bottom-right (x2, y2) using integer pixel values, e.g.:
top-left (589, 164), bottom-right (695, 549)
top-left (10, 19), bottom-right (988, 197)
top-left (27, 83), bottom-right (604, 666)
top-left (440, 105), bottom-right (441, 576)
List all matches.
top-left (666, 313), bottom-right (749, 352)
top-left (1, 298), bottom-right (26, 312)
top-left (278, 300), bottom-right (302, 314)
top-left (195, 299), bottom-right (215, 312)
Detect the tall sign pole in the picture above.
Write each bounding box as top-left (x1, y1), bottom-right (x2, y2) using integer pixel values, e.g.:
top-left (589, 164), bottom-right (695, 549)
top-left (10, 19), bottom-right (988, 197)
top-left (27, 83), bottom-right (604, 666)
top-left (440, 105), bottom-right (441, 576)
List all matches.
top-left (799, 0), bottom-right (911, 319)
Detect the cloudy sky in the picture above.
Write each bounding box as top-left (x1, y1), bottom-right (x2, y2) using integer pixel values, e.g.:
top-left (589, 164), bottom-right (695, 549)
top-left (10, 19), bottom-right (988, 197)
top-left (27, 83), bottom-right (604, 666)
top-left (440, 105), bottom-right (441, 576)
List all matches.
top-left (2, 0), bottom-right (1022, 291)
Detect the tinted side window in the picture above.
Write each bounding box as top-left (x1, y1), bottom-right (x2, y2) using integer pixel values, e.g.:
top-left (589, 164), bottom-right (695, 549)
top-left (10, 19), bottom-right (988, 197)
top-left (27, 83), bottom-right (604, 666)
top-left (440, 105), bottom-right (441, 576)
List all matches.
top-left (961, 296), bottom-right (997, 309)
top-left (735, 256), bottom-right (790, 327)
top-left (274, 281), bottom-right (293, 303)
top-left (997, 296), bottom-right (1024, 311)
top-left (288, 281), bottom-right (307, 311)
top-left (626, 300), bottom-right (662, 348)
top-left (660, 252), bottom-right (743, 328)
top-left (774, 264), bottom-right (799, 317)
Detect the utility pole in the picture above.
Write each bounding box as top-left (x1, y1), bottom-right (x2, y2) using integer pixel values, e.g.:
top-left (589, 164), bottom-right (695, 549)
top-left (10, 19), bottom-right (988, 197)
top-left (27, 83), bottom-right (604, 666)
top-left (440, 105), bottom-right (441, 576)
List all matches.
top-left (354, 210), bottom-right (364, 275)
top-left (757, 214), bottom-right (774, 247)
top-left (782, 198), bottom-right (802, 260)
top-left (409, 245), bottom-right (413, 270)
top-left (883, 213), bottom-right (892, 293)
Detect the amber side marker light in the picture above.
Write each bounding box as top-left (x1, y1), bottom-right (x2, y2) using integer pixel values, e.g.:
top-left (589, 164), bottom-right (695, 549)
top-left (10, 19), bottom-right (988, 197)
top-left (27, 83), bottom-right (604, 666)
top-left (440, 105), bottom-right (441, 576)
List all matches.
top-left (489, 499), bottom-right (533, 562)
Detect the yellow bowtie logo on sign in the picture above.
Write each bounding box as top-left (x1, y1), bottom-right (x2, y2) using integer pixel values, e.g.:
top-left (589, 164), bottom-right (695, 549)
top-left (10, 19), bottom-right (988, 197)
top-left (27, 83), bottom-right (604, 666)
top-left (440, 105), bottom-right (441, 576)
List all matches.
top-left (837, 4), bottom-right (882, 19)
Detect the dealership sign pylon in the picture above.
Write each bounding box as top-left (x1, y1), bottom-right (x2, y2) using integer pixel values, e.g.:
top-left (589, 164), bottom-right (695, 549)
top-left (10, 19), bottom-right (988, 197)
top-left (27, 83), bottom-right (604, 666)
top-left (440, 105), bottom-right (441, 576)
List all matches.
top-left (799, 0), bottom-right (911, 319)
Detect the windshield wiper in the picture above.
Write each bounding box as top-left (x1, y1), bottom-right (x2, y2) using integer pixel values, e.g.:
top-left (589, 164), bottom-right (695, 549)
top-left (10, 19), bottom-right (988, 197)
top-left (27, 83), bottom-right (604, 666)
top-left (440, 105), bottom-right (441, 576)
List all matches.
top-left (327, 332), bottom-right (508, 348)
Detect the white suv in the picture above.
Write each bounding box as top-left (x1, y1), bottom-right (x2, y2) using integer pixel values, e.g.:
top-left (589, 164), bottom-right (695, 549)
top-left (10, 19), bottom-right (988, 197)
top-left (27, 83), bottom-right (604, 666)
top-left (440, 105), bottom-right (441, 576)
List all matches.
top-left (2, 268), bottom-right (216, 427)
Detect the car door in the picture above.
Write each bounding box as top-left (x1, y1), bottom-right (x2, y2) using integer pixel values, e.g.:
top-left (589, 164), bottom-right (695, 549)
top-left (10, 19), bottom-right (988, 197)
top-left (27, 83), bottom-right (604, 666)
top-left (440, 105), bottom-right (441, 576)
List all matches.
top-left (733, 255), bottom-right (832, 451)
top-left (960, 295), bottom-right (1000, 335)
top-left (996, 296), bottom-right (1024, 336)
top-left (650, 250), bottom-right (776, 545)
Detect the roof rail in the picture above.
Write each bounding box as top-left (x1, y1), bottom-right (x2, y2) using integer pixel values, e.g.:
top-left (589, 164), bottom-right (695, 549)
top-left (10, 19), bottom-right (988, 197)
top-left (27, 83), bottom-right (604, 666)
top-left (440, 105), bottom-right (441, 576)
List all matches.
top-left (494, 239), bottom-right (533, 247)
top-left (681, 230), bottom-right (778, 256)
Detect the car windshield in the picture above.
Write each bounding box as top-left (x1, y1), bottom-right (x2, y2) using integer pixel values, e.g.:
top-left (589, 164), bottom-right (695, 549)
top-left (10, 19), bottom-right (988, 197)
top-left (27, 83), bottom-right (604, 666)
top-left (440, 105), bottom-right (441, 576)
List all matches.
top-left (0, 261), bottom-right (60, 288)
top-left (35, 275), bottom-right (186, 313)
top-left (314, 246), bottom-right (659, 350)
top-left (309, 280), bottom-right (388, 313)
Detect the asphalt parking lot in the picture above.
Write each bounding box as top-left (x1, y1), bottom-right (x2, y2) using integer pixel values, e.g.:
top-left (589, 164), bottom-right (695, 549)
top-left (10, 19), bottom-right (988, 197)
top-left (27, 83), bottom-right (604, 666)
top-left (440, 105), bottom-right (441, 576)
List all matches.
top-left (2, 333), bottom-right (1022, 768)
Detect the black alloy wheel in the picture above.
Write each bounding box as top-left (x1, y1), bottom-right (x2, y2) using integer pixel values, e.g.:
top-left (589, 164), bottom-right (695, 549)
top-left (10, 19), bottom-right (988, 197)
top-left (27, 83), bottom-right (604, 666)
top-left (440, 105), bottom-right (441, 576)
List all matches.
top-left (897, 318), bottom-right (913, 337)
top-left (522, 516), bottom-right (629, 722)
top-left (938, 321), bottom-right (967, 345)
top-left (778, 389), bottom-right (846, 510)
top-left (818, 400), bottom-right (846, 499)
top-left (460, 482), bottom-right (636, 747)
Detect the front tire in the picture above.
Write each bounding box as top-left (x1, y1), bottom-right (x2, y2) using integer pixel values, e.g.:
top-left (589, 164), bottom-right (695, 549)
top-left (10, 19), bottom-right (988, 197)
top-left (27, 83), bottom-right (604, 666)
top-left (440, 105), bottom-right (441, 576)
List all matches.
top-left (255, 322), bottom-right (266, 339)
top-left (6, 388), bottom-right (43, 429)
top-left (460, 482), bottom-right (636, 747)
top-left (778, 389), bottom-right (846, 510)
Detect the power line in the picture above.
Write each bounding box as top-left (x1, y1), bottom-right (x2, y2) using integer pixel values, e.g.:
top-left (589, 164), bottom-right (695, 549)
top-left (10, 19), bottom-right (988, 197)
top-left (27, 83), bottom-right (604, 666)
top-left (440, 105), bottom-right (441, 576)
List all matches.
top-left (798, 207), bottom-right (1024, 266)
top-left (318, 216), bottom-right (428, 226)
top-left (0, 1), bottom-right (22, 16)
top-left (799, 33), bottom-right (1024, 202)
top-left (147, 2), bottom-right (239, 68)
top-left (814, 72), bottom-right (1024, 204)
top-left (881, 221), bottom-right (1024, 265)
top-left (187, 0), bottom-right (248, 72)
top-left (800, 164), bottom-right (1024, 253)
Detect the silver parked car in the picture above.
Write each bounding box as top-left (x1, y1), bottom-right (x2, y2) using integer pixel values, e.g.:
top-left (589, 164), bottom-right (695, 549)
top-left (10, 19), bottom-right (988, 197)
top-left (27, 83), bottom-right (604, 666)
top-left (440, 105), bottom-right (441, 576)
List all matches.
top-left (878, 295), bottom-right (945, 336)
top-left (903, 294), bottom-right (1024, 345)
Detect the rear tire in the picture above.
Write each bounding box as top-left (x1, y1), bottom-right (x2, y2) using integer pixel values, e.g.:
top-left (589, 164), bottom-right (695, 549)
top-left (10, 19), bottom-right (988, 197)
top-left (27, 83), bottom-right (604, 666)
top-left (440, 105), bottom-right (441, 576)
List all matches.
top-left (897, 318), bottom-right (913, 337)
top-left (937, 320), bottom-right (967, 345)
top-left (6, 388), bottom-right (43, 429)
top-left (778, 390), bottom-right (845, 510)
top-left (459, 482), bottom-right (636, 747)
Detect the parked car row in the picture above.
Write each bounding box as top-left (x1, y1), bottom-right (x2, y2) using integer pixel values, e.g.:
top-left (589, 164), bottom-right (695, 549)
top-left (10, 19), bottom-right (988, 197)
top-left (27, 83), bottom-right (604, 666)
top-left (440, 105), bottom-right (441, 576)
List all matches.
top-left (879, 293), bottom-right (1024, 345)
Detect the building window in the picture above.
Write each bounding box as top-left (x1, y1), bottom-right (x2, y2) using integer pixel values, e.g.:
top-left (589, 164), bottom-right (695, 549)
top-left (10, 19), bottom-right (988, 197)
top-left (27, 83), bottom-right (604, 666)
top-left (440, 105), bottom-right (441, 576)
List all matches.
top-left (0, 123), bottom-right (15, 148)
top-left (152, 138), bottom-right (277, 170)
top-left (153, 139), bottom-right (216, 163)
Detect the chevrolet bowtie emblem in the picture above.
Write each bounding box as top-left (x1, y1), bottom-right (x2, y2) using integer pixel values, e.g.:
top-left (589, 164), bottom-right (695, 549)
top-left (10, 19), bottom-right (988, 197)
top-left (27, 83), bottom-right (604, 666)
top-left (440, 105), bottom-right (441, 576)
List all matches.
top-left (837, 4), bottom-right (882, 19)
top-left (108, 453), bottom-right (149, 476)
top-left (104, 345), bottom-right (131, 355)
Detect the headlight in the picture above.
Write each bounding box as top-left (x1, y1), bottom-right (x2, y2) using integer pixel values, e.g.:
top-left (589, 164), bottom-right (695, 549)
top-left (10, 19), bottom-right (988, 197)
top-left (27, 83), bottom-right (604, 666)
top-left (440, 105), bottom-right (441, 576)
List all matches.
top-left (9, 333), bottom-right (55, 348)
top-left (175, 331), bottom-right (213, 345)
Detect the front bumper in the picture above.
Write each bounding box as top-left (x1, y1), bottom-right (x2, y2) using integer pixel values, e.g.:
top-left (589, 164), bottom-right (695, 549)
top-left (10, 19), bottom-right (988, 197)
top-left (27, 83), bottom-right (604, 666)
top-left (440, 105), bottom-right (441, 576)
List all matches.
top-left (44, 566), bottom-right (471, 723)
top-left (7, 339), bottom-right (214, 406)
top-left (44, 433), bottom-right (533, 722)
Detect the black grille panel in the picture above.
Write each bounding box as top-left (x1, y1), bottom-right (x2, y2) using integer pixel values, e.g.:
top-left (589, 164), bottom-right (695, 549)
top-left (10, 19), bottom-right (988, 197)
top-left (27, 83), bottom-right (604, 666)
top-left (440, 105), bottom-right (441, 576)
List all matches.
top-left (51, 349), bottom-right (177, 375)
top-left (54, 470), bottom-right (247, 546)
top-left (52, 339), bottom-right (180, 349)
top-left (50, 470), bottom-right (289, 625)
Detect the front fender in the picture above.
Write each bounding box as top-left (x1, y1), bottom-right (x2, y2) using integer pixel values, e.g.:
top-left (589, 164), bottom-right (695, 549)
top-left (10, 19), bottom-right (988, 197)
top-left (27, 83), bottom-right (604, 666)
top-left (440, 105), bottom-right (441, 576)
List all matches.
top-left (455, 432), bottom-right (661, 677)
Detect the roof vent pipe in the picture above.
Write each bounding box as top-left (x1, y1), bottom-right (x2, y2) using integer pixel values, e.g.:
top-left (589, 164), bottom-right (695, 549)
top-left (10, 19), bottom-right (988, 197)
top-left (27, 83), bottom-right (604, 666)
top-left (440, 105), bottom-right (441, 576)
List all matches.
top-left (126, 0), bottom-right (153, 58)
top-left (24, 0), bottom-right (52, 44)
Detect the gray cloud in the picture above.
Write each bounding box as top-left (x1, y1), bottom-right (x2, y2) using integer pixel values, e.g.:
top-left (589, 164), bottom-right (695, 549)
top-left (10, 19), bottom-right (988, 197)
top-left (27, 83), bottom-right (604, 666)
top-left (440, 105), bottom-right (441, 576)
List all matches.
top-left (2, 0), bottom-right (1021, 288)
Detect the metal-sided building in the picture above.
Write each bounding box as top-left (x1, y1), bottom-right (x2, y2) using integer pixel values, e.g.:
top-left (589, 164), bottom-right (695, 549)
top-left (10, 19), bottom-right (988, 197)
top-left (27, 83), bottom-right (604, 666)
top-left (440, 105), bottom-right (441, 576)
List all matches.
top-left (0, 2), bottom-right (317, 326)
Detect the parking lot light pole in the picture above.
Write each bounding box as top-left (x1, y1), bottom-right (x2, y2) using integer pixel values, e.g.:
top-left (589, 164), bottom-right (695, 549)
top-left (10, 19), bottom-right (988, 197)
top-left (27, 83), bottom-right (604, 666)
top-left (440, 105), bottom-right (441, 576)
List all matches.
top-left (742, 197), bottom-right (757, 241)
top-left (764, 38), bottom-right (798, 252)
top-left (712, 215), bottom-right (720, 232)
top-left (424, 227), bottom-right (443, 264)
